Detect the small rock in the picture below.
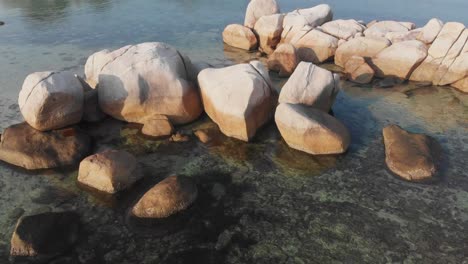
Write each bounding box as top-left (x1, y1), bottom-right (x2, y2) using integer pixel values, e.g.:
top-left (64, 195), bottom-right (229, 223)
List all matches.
top-left (10, 212), bottom-right (80, 257)
top-left (194, 130), bottom-right (212, 144)
top-left (78, 149), bottom-right (142, 194)
top-left (267, 43), bottom-right (299, 77)
top-left (383, 125), bottom-right (440, 181)
top-left (344, 56), bottom-right (374, 84)
top-left (132, 175), bottom-right (198, 218)
top-left (141, 115), bottom-right (174, 137)
top-left (222, 24), bottom-right (258, 51)
top-left (170, 132), bottom-right (190, 142)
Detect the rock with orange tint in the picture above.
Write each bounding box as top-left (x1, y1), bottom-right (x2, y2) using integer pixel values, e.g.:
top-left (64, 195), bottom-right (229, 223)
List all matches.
top-left (334, 37), bottom-right (391, 68)
top-left (222, 24), bottom-right (258, 51)
top-left (290, 28), bottom-right (338, 63)
top-left (141, 115), bottom-right (174, 137)
top-left (275, 103), bottom-right (350, 155)
top-left (383, 125), bottom-right (440, 181)
top-left (132, 175), bottom-right (198, 218)
top-left (254, 14), bottom-right (284, 54)
top-left (344, 56), bottom-right (375, 84)
top-left (198, 61), bottom-right (276, 141)
top-left (267, 43), bottom-right (299, 77)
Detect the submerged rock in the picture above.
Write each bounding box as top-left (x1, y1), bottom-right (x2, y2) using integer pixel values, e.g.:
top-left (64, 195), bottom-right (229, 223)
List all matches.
top-left (267, 43), bottom-right (299, 77)
top-left (96, 42), bottom-right (203, 125)
top-left (141, 115), bottom-right (174, 137)
top-left (132, 175), bottom-right (198, 218)
top-left (278, 62), bottom-right (340, 112)
top-left (244, 0), bottom-right (280, 28)
top-left (18, 71), bottom-right (84, 131)
top-left (78, 149), bottom-right (142, 194)
top-left (10, 212), bottom-right (80, 257)
top-left (275, 103), bottom-right (350, 155)
top-left (222, 24), bottom-right (258, 51)
top-left (344, 56), bottom-right (374, 84)
top-left (334, 37), bottom-right (391, 68)
top-left (383, 125), bottom-right (440, 181)
top-left (198, 61), bottom-right (276, 141)
top-left (0, 123), bottom-right (90, 170)
top-left (254, 14), bottom-right (284, 54)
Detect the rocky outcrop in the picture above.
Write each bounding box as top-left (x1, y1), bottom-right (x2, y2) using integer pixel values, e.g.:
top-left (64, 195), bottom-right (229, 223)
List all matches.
top-left (410, 22), bottom-right (466, 83)
top-left (334, 37), bottom-right (391, 68)
top-left (141, 115), bottom-right (174, 137)
top-left (244, 0), bottom-right (280, 28)
top-left (0, 123), bottom-right (90, 170)
top-left (254, 14), bottom-right (284, 54)
top-left (290, 27), bottom-right (338, 63)
top-left (78, 150), bottom-right (142, 193)
top-left (18, 71), bottom-right (84, 131)
top-left (132, 175), bottom-right (198, 218)
top-left (281, 4), bottom-right (333, 43)
top-left (321, 19), bottom-right (366, 40)
top-left (267, 43), bottom-right (299, 77)
top-left (383, 125), bottom-right (440, 181)
top-left (417, 18), bottom-right (444, 44)
top-left (223, 24), bottom-right (258, 51)
top-left (10, 212), bottom-right (80, 257)
top-left (275, 103), bottom-right (350, 155)
top-left (344, 56), bottom-right (375, 84)
top-left (97, 42), bottom-right (203, 125)
top-left (198, 61), bottom-right (276, 141)
top-left (278, 62), bottom-right (340, 112)
top-left (370, 40), bottom-right (428, 80)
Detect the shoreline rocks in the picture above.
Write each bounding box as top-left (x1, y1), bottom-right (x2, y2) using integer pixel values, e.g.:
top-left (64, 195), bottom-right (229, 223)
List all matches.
top-left (222, 24), bottom-right (258, 51)
top-left (383, 125), bottom-right (440, 181)
top-left (267, 43), bottom-right (299, 77)
top-left (344, 56), bottom-right (375, 84)
top-left (254, 14), bottom-right (284, 54)
top-left (244, 0), bottom-right (280, 28)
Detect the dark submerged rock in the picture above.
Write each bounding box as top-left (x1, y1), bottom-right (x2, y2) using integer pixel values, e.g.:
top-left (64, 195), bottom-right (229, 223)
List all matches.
top-left (0, 123), bottom-right (91, 170)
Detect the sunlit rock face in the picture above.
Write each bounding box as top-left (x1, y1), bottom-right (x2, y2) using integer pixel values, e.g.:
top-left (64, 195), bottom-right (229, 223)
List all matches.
top-left (0, 123), bottom-right (90, 170)
top-left (18, 71), bottom-right (84, 131)
top-left (244, 0), bottom-right (280, 28)
top-left (198, 61), bottom-right (276, 142)
top-left (267, 43), bottom-right (299, 77)
top-left (334, 37), bottom-right (391, 68)
top-left (275, 103), bottom-right (350, 155)
top-left (383, 125), bottom-right (441, 181)
top-left (86, 42), bottom-right (202, 125)
top-left (222, 24), bottom-right (258, 51)
top-left (132, 175), bottom-right (198, 218)
top-left (417, 18), bottom-right (444, 44)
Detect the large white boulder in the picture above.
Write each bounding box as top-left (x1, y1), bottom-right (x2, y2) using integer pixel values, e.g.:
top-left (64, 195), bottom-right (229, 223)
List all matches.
top-left (244, 0), bottom-right (280, 28)
top-left (96, 42), bottom-right (203, 125)
top-left (417, 18), bottom-right (444, 44)
top-left (278, 62), bottom-right (340, 112)
top-left (18, 71), bottom-right (84, 131)
top-left (370, 40), bottom-right (428, 79)
top-left (254, 14), bottom-right (284, 54)
top-left (198, 61), bottom-right (276, 141)
top-left (275, 103), bottom-right (350, 155)
top-left (281, 4), bottom-right (333, 44)
top-left (334, 37), bottom-right (391, 68)
top-left (364, 20), bottom-right (414, 39)
top-left (84, 48), bottom-right (131, 89)
top-left (267, 43), bottom-right (299, 77)
top-left (223, 24), bottom-right (258, 51)
top-left (290, 28), bottom-right (338, 63)
top-left (321, 19), bottom-right (366, 40)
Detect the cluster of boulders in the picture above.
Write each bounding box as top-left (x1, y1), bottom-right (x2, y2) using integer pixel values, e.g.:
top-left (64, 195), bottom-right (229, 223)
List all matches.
top-left (223, 0), bottom-right (468, 92)
top-left (2, 1), bottom-right (449, 259)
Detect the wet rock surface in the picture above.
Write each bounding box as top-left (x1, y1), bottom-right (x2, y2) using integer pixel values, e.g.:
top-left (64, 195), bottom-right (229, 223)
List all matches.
top-left (0, 123), bottom-right (91, 170)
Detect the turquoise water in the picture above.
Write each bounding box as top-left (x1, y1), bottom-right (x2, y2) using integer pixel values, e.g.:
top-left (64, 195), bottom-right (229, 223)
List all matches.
top-left (0, 1), bottom-right (468, 263)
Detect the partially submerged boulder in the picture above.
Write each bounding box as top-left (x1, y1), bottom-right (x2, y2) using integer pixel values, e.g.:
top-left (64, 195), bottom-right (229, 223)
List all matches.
top-left (278, 62), bottom-right (340, 112)
top-left (281, 4), bottom-right (333, 43)
top-left (370, 40), bottom-right (428, 80)
top-left (18, 71), bottom-right (84, 131)
top-left (132, 175), bottom-right (198, 218)
top-left (383, 125), bottom-right (440, 181)
top-left (344, 56), bottom-right (375, 84)
top-left (290, 28), bottom-right (338, 63)
top-left (267, 43), bottom-right (299, 77)
top-left (198, 61), bottom-right (276, 141)
top-left (96, 42), bottom-right (202, 125)
top-left (222, 24), bottom-right (258, 51)
top-left (244, 0), bottom-right (280, 28)
top-left (417, 18), bottom-right (444, 44)
top-left (0, 123), bottom-right (90, 170)
top-left (141, 115), bottom-right (174, 137)
top-left (334, 37), bottom-right (391, 68)
top-left (275, 103), bottom-right (350, 155)
top-left (254, 14), bottom-right (284, 54)
top-left (321, 19), bottom-right (366, 40)
top-left (78, 149), bottom-right (142, 194)
top-left (10, 212), bottom-right (80, 257)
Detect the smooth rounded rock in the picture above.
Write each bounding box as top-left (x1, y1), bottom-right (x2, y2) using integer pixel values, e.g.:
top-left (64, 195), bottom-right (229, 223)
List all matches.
top-left (254, 14), bottom-right (284, 54)
top-left (290, 28), bottom-right (338, 63)
top-left (141, 115), bottom-right (174, 137)
top-left (244, 0), bottom-right (280, 28)
top-left (222, 24), bottom-right (258, 51)
top-left (267, 43), bottom-right (299, 77)
top-left (335, 37), bottom-right (391, 68)
top-left (132, 175), bottom-right (198, 218)
top-left (417, 18), bottom-right (444, 44)
top-left (344, 56), bottom-right (375, 84)
top-left (321, 19), bottom-right (366, 40)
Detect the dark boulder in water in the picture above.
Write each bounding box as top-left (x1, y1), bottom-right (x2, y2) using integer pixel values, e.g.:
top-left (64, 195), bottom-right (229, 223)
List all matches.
top-left (0, 123), bottom-right (91, 170)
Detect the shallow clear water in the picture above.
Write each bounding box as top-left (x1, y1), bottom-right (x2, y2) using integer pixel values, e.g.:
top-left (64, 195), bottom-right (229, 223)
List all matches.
top-left (0, 0), bottom-right (468, 263)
